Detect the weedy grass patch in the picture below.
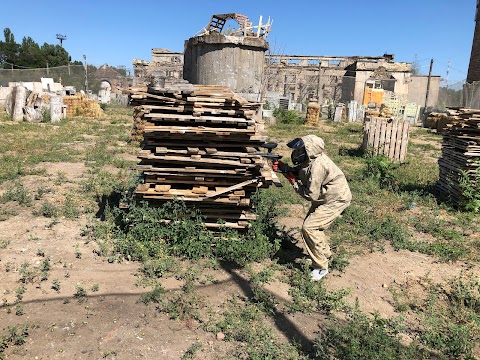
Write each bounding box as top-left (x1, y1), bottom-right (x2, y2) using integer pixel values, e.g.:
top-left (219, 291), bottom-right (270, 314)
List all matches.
top-left (287, 262), bottom-right (349, 314)
top-left (391, 274), bottom-right (480, 359)
top-left (0, 181), bottom-right (32, 207)
top-left (0, 324), bottom-right (29, 359)
top-left (204, 297), bottom-right (309, 359)
top-left (314, 305), bottom-right (422, 360)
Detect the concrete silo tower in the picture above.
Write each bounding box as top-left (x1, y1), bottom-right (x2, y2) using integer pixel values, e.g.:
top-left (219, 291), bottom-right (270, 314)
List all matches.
top-left (467, 0), bottom-right (480, 83)
top-left (183, 14), bottom-right (271, 102)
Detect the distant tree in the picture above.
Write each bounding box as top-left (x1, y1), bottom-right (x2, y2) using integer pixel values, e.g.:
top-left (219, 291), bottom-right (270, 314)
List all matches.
top-left (0, 28), bottom-right (19, 68)
top-left (411, 54), bottom-right (421, 76)
top-left (0, 28), bottom-right (77, 69)
top-left (41, 43), bottom-right (70, 67)
top-left (18, 36), bottom-right (42, 67)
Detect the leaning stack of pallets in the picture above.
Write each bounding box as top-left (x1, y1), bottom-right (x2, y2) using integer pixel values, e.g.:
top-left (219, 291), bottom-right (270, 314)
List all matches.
top-left (362, 116), bottom-right (410, 162)
top-left (437, 108), bottom-right (480, 207)
top-left (129, 81), bottom-right (279, 230)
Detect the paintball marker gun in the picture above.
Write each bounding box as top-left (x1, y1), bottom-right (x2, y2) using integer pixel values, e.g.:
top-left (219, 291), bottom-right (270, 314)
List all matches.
top-left (255, 142), bottom-right (299, 176)
top-left (256, 142), bottom-right (282, 162)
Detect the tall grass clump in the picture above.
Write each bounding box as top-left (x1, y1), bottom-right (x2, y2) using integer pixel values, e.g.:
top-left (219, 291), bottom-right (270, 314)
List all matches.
top-left (314, 305), bottom-right (422, 360)
top-left (459, 167), bottom-right (480, 213)
top-left (273, 108), bottom-right (305, 125)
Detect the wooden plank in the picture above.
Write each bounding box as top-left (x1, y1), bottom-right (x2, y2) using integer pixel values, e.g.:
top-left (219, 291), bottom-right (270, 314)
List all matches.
top-left (388, 120), bottom-right (399, 160)
top-left (379, 119), bottom-right (387, 154)
top-left (186, 96), bottom-right (226, 103)
top-left (138, 154), bottom-right (257, 168)
top-left (362, 118), bottom-right (370, 150)
top-left (152, 147), bottom-right (262, 159)
top-left (192, 186), bottom-right (209, 194)
top-left (373, 118), bottom-right (382, 154)
top-left (383, 120), bottom-right (393, 156)
top-left (367, 117), bottom-right (376, 149)
top-left (394, 120), bottom-right (404, 161)
top-left (155, 184), bottom-right (171, 192)
top-left (138, 193), bottom-right (251, 206)
top-left (136, 165), bottom-right (249, 175)
top-left (143, 125), bottom-right (255, 134)
top-left (204, 179), bottom-right (258, 199)
top-left (144, 112), bottom-right (254, 125)
top-left (398, 121), bottom-right (410, 162)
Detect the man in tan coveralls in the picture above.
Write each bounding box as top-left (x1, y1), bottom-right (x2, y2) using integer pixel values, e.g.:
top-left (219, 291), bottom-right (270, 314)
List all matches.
top-left (279, 135), bottom-right (352, 281)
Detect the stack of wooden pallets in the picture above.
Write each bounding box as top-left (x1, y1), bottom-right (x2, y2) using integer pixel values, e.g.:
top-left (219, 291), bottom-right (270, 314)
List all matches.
top-left (437, 108), bottom-right (480, 207)
top-left (129, 81), bottom-right (279, 230)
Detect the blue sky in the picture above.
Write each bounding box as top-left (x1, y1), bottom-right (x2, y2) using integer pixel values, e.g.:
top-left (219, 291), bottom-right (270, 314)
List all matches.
top-left (0, 0), bottom-right (476, 85)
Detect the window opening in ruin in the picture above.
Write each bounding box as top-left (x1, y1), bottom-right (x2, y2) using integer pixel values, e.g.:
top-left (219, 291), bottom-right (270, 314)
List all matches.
top-left (366, 80), bottom-right (383, 89)
top-left (308, 59), bottom-right (320, 65)
top-left (288, 59), bottom-right (300, 65)
top-left (329, 60), bottom-right (341, 66)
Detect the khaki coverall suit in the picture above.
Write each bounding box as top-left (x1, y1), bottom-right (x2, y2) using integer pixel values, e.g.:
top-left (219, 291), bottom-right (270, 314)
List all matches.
top-left (291, 135), bottom-right (352, 270)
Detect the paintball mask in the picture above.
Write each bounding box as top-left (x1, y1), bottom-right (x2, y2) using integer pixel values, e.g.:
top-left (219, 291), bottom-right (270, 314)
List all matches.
top-left (287, 138), bottom-right (307, 165)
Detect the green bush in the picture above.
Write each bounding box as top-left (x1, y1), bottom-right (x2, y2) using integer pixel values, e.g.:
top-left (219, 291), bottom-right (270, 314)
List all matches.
top-left (459, 167), bottom-right (480, 213)
top-left (364, 154), bottom-right (401, 190)
top-left (94, 189), bottom-right (282, 267)
top-left (273, 108), bottom-right (305, 125)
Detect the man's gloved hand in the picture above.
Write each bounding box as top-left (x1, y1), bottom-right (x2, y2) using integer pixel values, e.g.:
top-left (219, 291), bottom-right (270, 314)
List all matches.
top-left (287, 172), bottom-right (296, 184)
top-left (276, 160), bottom-right (289, 173)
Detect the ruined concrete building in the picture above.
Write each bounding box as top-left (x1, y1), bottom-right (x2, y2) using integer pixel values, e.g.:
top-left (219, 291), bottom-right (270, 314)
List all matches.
top-left (133, 48), bottom-right (184, 84)
top-left (264, 53), bottom-right (439, 114)
top-left (133, 13), bottom-right (440, 122)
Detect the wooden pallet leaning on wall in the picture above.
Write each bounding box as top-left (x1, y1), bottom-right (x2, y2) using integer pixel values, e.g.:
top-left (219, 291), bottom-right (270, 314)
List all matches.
top-left (362, 116), bottom-right (410, 162)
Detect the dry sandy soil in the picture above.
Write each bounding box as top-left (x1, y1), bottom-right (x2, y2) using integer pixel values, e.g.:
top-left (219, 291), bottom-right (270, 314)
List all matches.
top-left (0, 131), bottom-right (477, 359)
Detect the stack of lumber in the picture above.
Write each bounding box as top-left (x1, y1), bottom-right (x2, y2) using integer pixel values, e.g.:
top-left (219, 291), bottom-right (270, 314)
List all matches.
top-left (426, 109), bottom-right (468, 134)
top-left (129, 81), bottom-right (279, 230)
top-left (437, 108), bottom-right (480, 206)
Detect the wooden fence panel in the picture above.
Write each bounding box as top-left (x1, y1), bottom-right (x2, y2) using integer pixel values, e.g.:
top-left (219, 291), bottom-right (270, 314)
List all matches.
top-left (362, 116), bottom-right (410, 162)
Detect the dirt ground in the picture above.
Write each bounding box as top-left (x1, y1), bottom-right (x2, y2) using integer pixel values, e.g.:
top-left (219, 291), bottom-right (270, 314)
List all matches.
top-left (0, 136), bottom-right (476, 359)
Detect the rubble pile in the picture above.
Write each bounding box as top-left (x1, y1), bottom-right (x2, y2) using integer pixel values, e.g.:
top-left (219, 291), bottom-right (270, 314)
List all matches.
top-left (437, 108), bottom-right (480, 207)
top-left (129, 81), bottom-right (279, 229)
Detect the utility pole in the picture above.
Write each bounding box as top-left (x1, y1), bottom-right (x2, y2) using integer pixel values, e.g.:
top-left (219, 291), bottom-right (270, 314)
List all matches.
top-left (56, 34), bottom-right (67, 47)
top-left (445, 60), bottom-right (450, 91)
top-left (83, 54), bottom-right (88, 92)
top-left (316, 61), bottom-right (321, 102)
top-left (46, 61), bottom-right (49, 76)
top-left (424, 58), bottom-right (434, 115)
top-left (445, 60), bottom-right (450, 106)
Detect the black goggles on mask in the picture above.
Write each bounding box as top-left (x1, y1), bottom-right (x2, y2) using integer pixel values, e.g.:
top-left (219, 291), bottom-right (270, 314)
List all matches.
top-left (287, 138), bottom-right (307, 165)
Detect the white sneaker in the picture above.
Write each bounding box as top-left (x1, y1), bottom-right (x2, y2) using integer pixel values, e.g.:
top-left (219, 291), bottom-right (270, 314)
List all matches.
top-left (311, 268), bottom-right (328, 281)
